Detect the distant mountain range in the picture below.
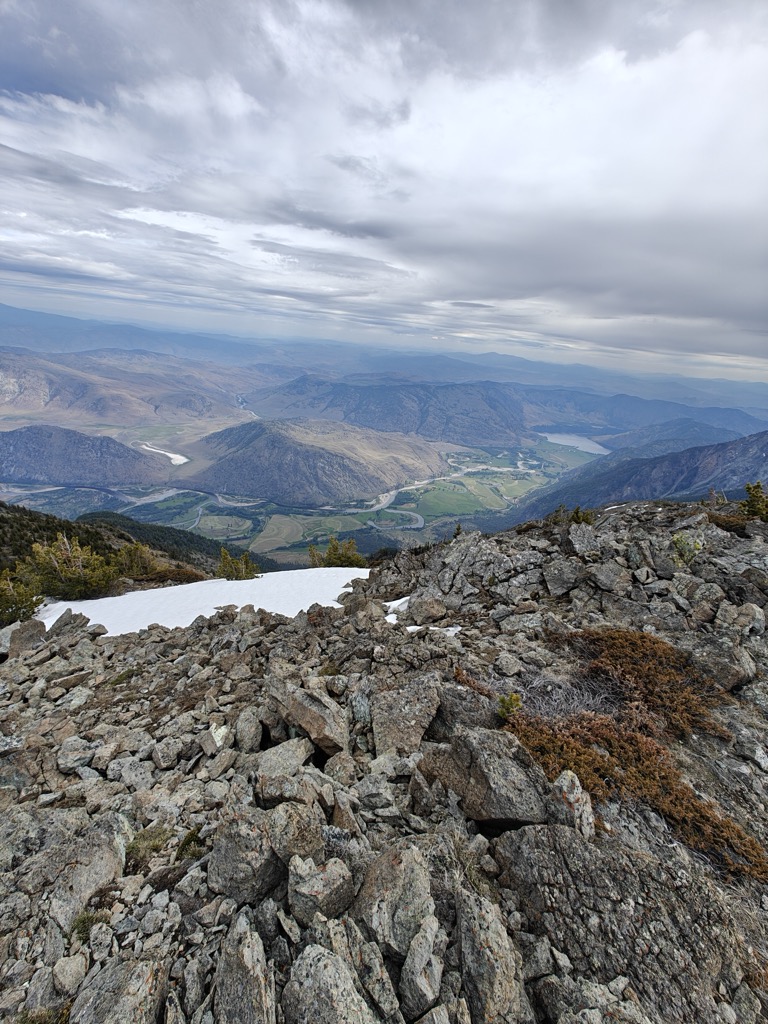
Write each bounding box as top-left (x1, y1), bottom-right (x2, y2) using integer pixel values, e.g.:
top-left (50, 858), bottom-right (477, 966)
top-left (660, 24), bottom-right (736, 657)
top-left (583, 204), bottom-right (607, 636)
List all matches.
top-left (0, 425), bottom-right (168, 487)
top-left (0, 347), bottom-right (279, 430)
top-left (504, 429), bottom-right (768, 523)
top-left (248, 375), bottom-right (768, 444)
top-left (183, 420), bottom-right (450, 506)
top-left (0, 420), bottom-right (449, 507)
top-left (2, 302), bottom-right (768, 522)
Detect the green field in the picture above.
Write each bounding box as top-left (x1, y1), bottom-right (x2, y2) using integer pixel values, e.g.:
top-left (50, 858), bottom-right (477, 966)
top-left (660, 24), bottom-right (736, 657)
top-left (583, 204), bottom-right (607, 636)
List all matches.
top-left (1, 438), bottom-right (602, 559)
top-left (250, 512), bottom-right (367, 553)
top-left (196, 514), bottom-right (254, 540)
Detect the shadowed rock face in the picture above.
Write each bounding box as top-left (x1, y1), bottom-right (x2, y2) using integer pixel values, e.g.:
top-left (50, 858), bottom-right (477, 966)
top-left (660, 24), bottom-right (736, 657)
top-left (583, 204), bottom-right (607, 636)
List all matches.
top-left (185, 417), bottom-right (449, 505)
top-left (1, 501), bottom-right (768, 1024)
top-left (0, 424), bottom-right (168, 486)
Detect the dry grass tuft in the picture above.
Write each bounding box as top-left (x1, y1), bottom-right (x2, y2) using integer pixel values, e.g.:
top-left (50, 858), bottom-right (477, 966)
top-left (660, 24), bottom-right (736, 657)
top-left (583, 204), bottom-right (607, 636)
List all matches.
top-left (502, 627), bottom-right (768, 880)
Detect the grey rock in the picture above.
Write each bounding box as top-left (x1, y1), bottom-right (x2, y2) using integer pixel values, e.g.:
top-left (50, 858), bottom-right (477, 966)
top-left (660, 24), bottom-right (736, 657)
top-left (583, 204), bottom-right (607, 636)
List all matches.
top-left (213, 911), bottom-right (276, 1024)
top-left (544, 558), bottom-right (585, 597)
top-left (456, 887), bottom-right (535, 1024)
top-left (268, 679), bottom-right (348, 754)
top-left (419, 727), bottom-right (549, 826)
top-left (352, 843), bottom-right (435, 959)
top-left (265, 800), bottom-right (326, 865)
top-left (409, 595), bottom-right (447, 625)
top-left (52, 953), bottom-right (87, 996)
top-left (399, 914), bottom-right (443, 1020)
top-left (152, 736), bottom-right (184, 770)
top-left (165, 989), bottom-right (188, 1024)
top-left (288, 854), bottom-right (355, 927)
top-left (56, 735), bottom-right (96, 774)
top-left (496, 824), bottom-right (750, 1024)
top-left (253, 738), bottom-right (315, 780)
top-left (69, 956), bottom-right (170, 1024)
top-left (236, 707), bottom-right (263, 753)
top-left (548, 770), bottom-right (595, 839)
top-left (282, 944), bottom-right (381, 1024)
top-left (199, 723), bottom-right (234, 756)
top-left (208, 808), bottom-right (285, 903)
top-left (370, 675), bottom-right (440, 755)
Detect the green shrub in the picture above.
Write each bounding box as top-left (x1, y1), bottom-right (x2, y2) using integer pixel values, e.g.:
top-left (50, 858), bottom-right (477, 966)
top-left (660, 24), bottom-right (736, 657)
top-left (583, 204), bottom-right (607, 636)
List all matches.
top-left (71, 909), bottom-right (108, 943)
top-left (0, 569), bottom-right (42, 627)
top-left (114, 542), bottom-right (159, 578)
top-left (672, 531), bottom-right (703, 567)
top-left (217, 547), bottom-right (260, 580)
top-left (740, 481), bottom-right (768, 521)
top-left (125, 824), bottom-right (173, 873)
top-left (308, 536), bottom-right (367, 568)
top-left (15, 1006), bottom-right (71, 1024)
top-left (498, 692), bottom-right (522, 720)
top-left (15, 533), bottom-right (118, 600)
top-left (177, 826), bottom-right (205, 861)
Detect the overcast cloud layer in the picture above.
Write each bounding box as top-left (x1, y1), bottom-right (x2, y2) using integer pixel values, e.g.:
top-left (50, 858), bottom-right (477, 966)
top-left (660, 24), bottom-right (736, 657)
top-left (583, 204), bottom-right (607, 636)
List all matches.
top-left (1, 0), bottom-right (766, 376)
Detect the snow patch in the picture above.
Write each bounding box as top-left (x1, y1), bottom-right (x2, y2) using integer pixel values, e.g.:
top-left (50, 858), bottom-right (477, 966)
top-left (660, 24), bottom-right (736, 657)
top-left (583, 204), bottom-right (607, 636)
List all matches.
top-left (37, 567), bottom-right (369, 637)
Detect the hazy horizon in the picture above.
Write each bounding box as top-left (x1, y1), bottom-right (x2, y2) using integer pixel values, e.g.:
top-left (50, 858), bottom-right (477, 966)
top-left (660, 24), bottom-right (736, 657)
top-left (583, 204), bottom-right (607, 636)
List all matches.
top-left (1, 1), bottom-right (767, 379)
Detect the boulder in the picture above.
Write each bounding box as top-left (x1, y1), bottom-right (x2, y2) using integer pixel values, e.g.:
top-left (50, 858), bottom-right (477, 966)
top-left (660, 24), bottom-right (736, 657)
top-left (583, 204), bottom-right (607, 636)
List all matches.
top-left (352, 843), bottom-right (435, 959)
top-left (419, 727), bottom-right (550, 826)
top-left (370, 674), bottom-right (440, 755)
top-left (288, 855), bottom-right (355, 927)
top-left (69, 957), bottom-right (169, 1024)
top-left (456, 887), bottom-right (535, 1024)
top-left (399, 914), bottom-right (443, 1020)
top-left (213, 911), bottom-right (277, 1024)
top-left (208, 808), bottom-right (285, 903)
top-left (282, 944), bottom-right (381, 1024)
top-left (267, 679), bottom-right (349, 755)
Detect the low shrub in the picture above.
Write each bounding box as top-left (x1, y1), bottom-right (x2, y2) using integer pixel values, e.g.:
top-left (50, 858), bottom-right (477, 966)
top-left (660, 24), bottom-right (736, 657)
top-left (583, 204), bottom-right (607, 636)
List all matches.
top-left (15, 1006), bottom-right (71, 1024)
top-left (507, 711), bottom-right (768, 880)
top-left (15, 533), bottom-right (118, 600)
top-left (125, 824), bottom-right (173, 873)
top-left (501, 627), bottom-right (768, 880)
top-left (0, 569), bottom-right (42, 627)
top-left (177, 826), bottom-right (205, 861)
top-left (552, 627), bottom-right (729, 739)
top-left (217, 548), bottom-right (260, 580)
top-left (707, 511), bottom-right (750, 537)
top-left (71, 909), bottom-right (109, 943)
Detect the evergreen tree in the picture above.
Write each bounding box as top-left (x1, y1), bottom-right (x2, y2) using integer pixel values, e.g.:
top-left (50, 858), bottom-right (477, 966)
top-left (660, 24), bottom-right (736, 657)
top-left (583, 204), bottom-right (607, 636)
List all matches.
top-left (307, 536), bottom-right (367, 568)
top-left (217, 548), bottom-right (260, 579)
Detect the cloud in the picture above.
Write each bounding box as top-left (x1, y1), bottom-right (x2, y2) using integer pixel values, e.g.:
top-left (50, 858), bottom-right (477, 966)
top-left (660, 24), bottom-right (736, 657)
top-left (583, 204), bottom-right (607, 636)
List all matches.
top-left (0, 0), bottom-right (766, 377)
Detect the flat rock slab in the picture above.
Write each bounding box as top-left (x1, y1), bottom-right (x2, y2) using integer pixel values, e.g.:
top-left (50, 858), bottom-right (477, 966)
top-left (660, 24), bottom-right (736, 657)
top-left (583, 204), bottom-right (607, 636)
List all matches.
top-left (371, 674), bottom-right (440, 755)
top-left (69, 957), bottom-right (169, 1024)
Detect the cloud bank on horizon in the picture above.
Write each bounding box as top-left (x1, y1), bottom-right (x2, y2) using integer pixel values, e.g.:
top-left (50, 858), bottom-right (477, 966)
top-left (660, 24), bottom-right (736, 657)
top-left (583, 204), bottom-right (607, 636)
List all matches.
top-left (0, 0), bottom-right (766, 376)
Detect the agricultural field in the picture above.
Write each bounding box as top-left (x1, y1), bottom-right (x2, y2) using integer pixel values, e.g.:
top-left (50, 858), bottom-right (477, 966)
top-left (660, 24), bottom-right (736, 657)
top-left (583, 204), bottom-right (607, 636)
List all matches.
top-left (196, 514), bottom-right (254, 541)
top-left (250, 513), bottom-right (367, 554)
top-left (2, 437), bottom-right (602, 562)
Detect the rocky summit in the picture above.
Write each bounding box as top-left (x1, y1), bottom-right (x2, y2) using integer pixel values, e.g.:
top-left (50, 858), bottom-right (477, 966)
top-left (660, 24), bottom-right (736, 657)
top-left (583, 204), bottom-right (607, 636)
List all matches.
top-left (1, 502), bottom-right (768, 1024)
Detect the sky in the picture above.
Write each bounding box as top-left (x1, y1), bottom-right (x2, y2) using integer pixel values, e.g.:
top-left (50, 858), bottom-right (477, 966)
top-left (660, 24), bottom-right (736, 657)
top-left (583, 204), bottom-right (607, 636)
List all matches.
top-left (1, 0), bottom-right (767, 377)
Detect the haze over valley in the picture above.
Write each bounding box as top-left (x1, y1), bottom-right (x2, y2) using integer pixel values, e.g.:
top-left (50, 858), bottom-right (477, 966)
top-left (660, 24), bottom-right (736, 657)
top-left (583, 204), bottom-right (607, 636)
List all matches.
top-left (2, 305), bottom-right (768, 563)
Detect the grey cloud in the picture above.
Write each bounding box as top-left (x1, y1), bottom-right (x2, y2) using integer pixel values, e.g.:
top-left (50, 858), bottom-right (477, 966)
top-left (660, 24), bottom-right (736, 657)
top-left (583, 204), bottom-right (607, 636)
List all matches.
top-left (346, 98), bottom-right (411, 129)
top-left (0, 0), bottom-right (766, 376)
top-left (264, 200), bottom-right (397, 240)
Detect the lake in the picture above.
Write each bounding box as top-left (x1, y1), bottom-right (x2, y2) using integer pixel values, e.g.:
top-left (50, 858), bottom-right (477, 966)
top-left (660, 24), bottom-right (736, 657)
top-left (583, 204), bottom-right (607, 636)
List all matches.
top-left (542, 433), bottom-right (610, 455)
